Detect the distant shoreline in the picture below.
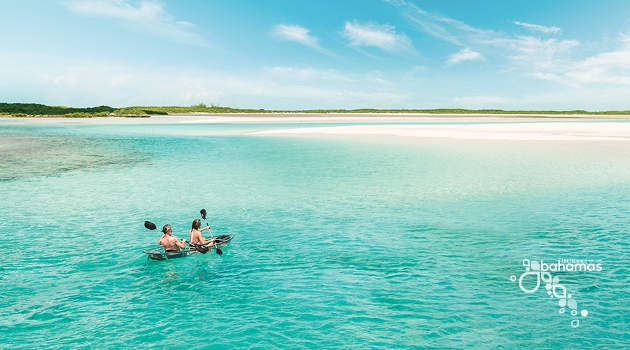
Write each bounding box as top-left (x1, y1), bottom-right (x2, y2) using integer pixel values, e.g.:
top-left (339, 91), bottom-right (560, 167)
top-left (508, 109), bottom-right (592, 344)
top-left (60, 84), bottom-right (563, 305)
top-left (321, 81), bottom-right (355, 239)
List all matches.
top-left (3, 112), bottom-right (630, 119)
top-left (4, 112), bottom-right (630, 120)
top-left (1, 102), bottom-right (629, 118)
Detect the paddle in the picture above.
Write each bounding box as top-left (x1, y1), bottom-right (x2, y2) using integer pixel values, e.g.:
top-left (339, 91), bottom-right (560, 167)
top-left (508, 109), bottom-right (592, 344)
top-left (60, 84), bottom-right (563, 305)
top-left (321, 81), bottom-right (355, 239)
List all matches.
top-left (144, 221), bottom-right (157, 230)
top-left (200, 209), bottom-right (223, 255)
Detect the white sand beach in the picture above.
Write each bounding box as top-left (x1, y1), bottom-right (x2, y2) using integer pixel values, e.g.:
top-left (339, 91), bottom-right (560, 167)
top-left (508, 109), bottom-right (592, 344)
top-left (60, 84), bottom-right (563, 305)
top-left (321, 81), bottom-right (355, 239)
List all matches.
top-left (3, 114), bottom-right (630, 141)
top-left (252, 120), bottom-right (630, 141)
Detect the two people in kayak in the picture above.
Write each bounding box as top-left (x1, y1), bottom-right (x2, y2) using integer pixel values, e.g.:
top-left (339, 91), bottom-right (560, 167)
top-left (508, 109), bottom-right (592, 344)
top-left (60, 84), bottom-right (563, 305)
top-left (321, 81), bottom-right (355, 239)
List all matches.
top-left (158, 219), bottom-right (215, 252)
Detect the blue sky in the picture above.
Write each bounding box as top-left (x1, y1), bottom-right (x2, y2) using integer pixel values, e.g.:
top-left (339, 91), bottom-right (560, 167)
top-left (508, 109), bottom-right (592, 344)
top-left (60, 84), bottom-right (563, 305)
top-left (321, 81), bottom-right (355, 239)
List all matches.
top-left (1, 0), bottom-right (630, 110)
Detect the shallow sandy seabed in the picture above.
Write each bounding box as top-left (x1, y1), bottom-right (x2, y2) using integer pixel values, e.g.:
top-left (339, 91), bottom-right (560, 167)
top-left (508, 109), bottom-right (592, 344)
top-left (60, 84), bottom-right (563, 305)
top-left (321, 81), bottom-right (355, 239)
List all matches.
top-left (3, 113), bottom-right (630, 141)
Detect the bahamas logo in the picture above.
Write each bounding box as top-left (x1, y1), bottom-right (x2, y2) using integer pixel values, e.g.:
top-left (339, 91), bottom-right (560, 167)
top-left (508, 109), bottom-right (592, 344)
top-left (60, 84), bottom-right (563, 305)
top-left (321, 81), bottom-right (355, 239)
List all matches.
top-left (510, 259), bottom-right (601, 328)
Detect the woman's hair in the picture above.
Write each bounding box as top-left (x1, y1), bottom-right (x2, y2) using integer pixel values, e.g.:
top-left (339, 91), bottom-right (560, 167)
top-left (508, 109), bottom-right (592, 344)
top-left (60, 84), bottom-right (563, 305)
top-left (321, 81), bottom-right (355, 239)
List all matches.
top-left (192, 219), bottom-right (201, 230)
top-left (162, 224), bottom-right (172, 234)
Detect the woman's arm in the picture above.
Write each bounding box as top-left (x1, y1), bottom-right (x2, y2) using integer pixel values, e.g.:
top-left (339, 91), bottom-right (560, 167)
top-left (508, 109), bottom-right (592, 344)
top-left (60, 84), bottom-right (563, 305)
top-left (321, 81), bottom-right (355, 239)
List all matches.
top-left (201, 236), bottom-right (216, 245)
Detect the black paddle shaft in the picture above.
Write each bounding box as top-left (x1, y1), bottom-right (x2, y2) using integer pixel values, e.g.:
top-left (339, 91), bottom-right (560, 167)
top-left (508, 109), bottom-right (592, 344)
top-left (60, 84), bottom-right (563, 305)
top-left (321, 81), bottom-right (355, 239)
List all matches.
top-left (200, 209), bottom-right (222, 255)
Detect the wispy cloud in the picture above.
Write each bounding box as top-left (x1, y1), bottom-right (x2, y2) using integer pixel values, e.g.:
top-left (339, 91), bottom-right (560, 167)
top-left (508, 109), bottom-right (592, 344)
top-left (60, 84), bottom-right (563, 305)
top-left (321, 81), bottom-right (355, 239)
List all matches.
top-left (506, 36), bottom-right (579, 69)
top-left (514, 21), bottom-right (561, 34)
top-left (388, 0), bottom-right (630, 87)
top-left (61, 0), bottom-right (206, 46)
top-left (446, 48), bottom-right (484, 65)
top-left (553, 42), bottom-right (630, 85)
top-left (5, 49), bottom-right (630, 110)
top-left (342, 20), bottom-right (414, 53)
top-left (392, 1), bottom-right (493, 47)
top-left (271, 24), bottom-right (333, 55)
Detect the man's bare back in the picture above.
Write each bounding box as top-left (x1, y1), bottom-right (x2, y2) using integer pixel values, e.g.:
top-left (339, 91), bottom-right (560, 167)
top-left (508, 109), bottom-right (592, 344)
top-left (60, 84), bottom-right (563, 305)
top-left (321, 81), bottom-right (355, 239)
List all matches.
top-left (159, 235), bottom-right (184, 251)
top-left (158, 224), bottom-right (187, 251)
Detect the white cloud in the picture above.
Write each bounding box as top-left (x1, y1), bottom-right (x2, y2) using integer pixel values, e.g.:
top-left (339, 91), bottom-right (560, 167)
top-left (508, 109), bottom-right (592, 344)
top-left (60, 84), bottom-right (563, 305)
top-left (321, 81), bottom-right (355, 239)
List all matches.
top-left (555, 43), bottom-right (630, 85)
top-left (177, 21), bottom-right (195, 28)
top-left (5, 49), bottom-right (630, 110)
top-left (342, 20), bottom-right (414, 53)
top-left (514, 21), bottom-right (560, 34)
top-left (271, 24), bottom-right (336, 55)
top-left (63, 0), bottom-right (163, 21)
top-left (389, 1), bottom-right (630, 87)
top-left (446, 48), bottom-right (484, 65)
top-left (272, 24), bottom-right (319, 48)
top-left (396, 1), bottom-right (493, 46)
top-left (61, 0), bottom-right (206, 46)
top-left (497, 36), bottom-right (580, 73)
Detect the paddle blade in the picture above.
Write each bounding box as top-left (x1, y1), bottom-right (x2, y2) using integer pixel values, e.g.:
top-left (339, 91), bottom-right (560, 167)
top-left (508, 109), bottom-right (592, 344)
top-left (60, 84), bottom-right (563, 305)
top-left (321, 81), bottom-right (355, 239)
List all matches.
top-left (195, 244), bottom-right (209, 254)
top-left (144, 221), bottom-right (157, 230)
top-left (200, 209), bottom-right (207, 220)
top-left (216, 247), bottom-right (223, 255)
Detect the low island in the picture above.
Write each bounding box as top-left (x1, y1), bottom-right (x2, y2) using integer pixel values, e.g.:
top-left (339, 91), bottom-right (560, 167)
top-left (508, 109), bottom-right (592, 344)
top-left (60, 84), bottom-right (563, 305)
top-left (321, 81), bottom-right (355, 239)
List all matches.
top-left (2, 102), bottom-right (630, 118)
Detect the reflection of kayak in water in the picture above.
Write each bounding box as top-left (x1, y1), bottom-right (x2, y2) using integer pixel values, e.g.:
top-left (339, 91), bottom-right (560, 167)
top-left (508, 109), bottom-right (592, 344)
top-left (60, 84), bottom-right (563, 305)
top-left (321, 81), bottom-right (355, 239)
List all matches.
top-left (143, 234), bottom-right (233, 261)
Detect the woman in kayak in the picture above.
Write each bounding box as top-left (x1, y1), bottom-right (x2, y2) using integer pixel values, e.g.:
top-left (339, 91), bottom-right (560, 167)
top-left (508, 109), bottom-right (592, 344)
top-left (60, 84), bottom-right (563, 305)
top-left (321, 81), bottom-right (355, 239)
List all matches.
top-left (158, 224), bottom-right (188, 252)
top-left (189, 219), bottom-right (215, 245)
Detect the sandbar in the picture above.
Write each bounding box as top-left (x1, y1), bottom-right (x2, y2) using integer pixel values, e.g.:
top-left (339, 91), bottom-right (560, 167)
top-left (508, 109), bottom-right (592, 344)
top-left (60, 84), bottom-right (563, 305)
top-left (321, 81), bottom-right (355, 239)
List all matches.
top-left (252, 121), bottom-right (630, 141)
top-left (3, 114), bottom-right (630, 141)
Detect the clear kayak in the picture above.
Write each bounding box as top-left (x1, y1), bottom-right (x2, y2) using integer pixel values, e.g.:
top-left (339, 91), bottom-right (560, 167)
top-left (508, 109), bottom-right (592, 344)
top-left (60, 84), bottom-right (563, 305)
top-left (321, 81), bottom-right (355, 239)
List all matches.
top-left (143, 234), bottom-right (233, 261)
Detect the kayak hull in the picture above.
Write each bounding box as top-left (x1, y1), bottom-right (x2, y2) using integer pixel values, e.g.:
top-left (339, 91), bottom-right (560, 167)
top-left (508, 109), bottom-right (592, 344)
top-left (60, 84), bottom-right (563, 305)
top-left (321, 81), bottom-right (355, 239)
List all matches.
top-left (144, 234), bottom-right (233, 261)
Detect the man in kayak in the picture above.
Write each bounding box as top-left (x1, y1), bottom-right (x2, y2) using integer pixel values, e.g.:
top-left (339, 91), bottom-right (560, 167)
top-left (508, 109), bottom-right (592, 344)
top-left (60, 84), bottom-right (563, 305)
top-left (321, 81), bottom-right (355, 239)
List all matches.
top-left (158, 224), bottom-right (188, 252)
top-left (189, 219), bottom-right (215, 246)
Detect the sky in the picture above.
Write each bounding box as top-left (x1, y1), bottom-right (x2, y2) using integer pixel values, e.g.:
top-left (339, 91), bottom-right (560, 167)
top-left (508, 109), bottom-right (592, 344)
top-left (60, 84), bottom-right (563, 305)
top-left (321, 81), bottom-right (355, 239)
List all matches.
top-left (1, 0), bottom-right (630, 110)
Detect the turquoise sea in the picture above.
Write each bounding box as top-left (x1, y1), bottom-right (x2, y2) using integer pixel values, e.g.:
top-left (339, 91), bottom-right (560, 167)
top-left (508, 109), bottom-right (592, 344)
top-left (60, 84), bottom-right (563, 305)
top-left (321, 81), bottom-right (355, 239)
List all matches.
top-left (1, 118), bottom-right (629, 349)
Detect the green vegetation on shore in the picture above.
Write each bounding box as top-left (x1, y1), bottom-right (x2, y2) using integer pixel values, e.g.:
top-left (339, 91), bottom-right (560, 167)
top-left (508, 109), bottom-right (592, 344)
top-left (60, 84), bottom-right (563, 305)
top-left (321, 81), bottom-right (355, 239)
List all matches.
top-left (2, 102), bottom-right (629, 117)
top-left (0, 103), bottom-right (116, 117)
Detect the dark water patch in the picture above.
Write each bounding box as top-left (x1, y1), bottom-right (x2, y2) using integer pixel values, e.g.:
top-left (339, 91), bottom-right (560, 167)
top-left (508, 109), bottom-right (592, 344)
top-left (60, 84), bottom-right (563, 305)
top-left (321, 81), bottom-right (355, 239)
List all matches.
top-left (0, 135), bottom-right (149, 181)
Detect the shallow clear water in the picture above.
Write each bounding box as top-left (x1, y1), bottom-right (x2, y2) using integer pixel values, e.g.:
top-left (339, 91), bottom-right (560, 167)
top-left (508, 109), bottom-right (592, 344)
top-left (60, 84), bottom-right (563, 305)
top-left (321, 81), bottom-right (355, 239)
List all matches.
top-left (1, 119), bottom-right (629, 348)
